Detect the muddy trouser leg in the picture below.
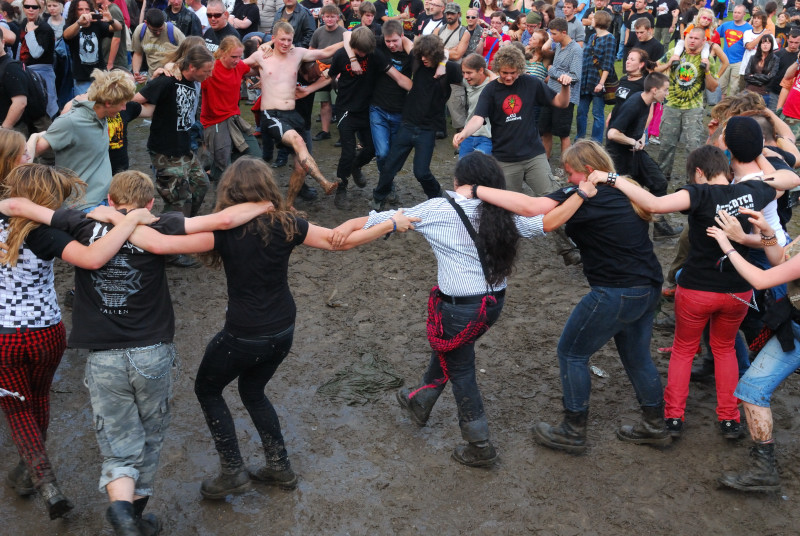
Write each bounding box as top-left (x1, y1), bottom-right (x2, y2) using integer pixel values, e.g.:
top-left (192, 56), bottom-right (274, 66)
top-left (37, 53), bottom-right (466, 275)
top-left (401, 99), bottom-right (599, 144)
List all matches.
top-left (186, 153), bottom-right (210, 217)
top-left (0, 324), bottom-right (66, 487)
top-left (657, 105), bottom-right (682, 179)
top-left (150, 152), bottom-right (192, 216)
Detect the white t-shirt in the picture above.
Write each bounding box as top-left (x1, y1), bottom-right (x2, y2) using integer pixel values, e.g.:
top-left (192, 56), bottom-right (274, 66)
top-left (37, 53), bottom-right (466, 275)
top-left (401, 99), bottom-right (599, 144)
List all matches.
top-left (739, 29), bottom-right (777, 75)
top-left (190, 4), bottom-right (209, 32)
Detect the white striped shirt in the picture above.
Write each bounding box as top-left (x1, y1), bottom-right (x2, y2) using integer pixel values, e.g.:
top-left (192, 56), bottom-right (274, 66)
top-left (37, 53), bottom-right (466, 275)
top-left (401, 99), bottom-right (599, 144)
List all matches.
top-left (365, 191), bottom-right (545, 296)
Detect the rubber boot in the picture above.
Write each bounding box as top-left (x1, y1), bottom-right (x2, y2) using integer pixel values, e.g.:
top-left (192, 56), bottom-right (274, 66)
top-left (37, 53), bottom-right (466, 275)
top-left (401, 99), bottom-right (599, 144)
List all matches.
top-left (106, 500), bottom-right (141, 535)
top-left (617, 404), bottom-right (672, 446)
top-left (533, 410), bottom-right (588, 454)
top-left (132, 497), bottom-right (161, 536)
top-left (396, 386), bottom-right (440, 427)
top-left (451, 440), bottom-right (498, 467)
top-left (38, 481), bottom-right (74, 520)
top-left (6, 459), bottom-right (35, 496)
top-left (200, 467), bottom-right (251, 500)
top-left (653, 216), bottom-right (683, 240)
top-left (719, 442), bottom-right (780, 492)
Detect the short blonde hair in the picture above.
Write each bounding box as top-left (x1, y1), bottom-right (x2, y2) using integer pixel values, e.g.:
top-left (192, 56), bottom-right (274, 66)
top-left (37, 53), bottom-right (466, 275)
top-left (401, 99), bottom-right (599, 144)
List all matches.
top-left (108, 170), bottom-right (155, 208)
top-left (87, 69), bottom-right (136, 105)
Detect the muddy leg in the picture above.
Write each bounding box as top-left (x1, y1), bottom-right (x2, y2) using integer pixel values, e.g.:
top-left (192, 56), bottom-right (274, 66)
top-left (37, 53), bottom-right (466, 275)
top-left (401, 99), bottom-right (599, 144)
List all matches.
top-left (743, 402), bottom-right (773, 442)
top-left (286, 161), bottom-right (305, 208)
top-left (283, 131), bottom-right (338, 194)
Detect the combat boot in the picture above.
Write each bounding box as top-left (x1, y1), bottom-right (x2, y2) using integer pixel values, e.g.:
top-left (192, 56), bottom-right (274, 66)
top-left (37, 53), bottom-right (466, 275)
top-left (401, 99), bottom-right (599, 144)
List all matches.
top-left (617, 403), bottom-right (672, 446)
top-left (533, 410), bottom-right (588, 454)
top-left (719, 442), bottom-right (780, 492)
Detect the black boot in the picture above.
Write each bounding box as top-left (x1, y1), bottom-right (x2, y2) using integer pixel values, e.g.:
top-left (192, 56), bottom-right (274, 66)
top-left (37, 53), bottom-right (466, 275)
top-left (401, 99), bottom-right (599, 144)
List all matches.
top-left (132, 497), bottom-right (161, 536)
top-left (200, 467), bottom-right (251, 500)
top-left (533, 410), bottom-right (588, 454)
top-left (690, 356), bottom-right (715, 382)
top-left (106, 501), bottom-right (141, 535)
top-left (396, 386), bottom-right (438, 426)
top-left (617, 404), bottom-right (672, 446)
top-left (249, 464), bottom-right (298, 490)
top-left (719, 442), bottom-right (780, 492)
top-left (6, 459), bottom-right (35, 496)
top-left (653, 216), bottom-right (683, 240)
top-left (38, 481), bottom-right (74, 520)
top-left (451, 440), bottom-right (498, 467)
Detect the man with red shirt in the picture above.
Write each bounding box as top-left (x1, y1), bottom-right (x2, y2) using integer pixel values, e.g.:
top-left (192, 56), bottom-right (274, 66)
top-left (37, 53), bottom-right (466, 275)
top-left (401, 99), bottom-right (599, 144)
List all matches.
top-left (475, 11), bottom-right (511, 68)
top-left (777, 58), bottom-right (800, 140)
top-left (201, 35), bottom-right (260, 182)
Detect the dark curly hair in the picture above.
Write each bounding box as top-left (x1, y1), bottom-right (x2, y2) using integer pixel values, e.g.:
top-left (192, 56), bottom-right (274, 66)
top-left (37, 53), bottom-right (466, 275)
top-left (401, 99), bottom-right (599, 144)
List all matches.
top-left (454, 153), bottom-right (520, 286)
top-left (412, 34), bottom-right (445, 65)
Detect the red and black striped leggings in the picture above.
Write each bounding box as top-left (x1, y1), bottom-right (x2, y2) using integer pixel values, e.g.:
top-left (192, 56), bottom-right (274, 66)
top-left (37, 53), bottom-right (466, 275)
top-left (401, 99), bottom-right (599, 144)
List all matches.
top-left (0, 323), bottom-right (67, 487)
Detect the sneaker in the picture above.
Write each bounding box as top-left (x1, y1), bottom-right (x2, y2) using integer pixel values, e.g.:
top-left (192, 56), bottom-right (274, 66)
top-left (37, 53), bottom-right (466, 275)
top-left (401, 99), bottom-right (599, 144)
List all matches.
top-left (662, 286), bottom-right (676, 300)
top-left (719, 419), bottom-right (745, 440)
top-left (272, 155), bottom-right (288, 168)
top-left (369, 198), bottom-right (385, 211)
top-left (352, 167), bottom-right (367, 188)
top-left (312, 130), bottom-right (331, 141)
top-left (435, 131), bottom-right (446, 140)
top-left (334, 139), bottom-right (342, 148)
top-left (649, 136), bottom-right (661, 145)
top-left (665, 418), bottom-right (683, 438)
top-left (298, 183), bottom-right (318, 201)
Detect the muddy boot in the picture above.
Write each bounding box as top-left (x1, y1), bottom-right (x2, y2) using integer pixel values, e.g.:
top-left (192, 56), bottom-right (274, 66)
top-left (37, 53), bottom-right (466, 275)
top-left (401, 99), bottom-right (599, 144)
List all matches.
top-left (451, 440), bottom-right (498, 467)
top-left (38, 481), bottom-right (74, 520)
top-left (132, 497), bottom-right (161, 536)
top-left (690, 356), bottom-right (714, 382)
top-left (106, 500), bottom-right (141, 535)
top-left (6, 460), bottom-right (35, 497)
top-left (719, 442), bottom-right (780, 492)
top-left (396, 386), bottom-right (439, 427)
top-left (249, 464), bottom-right (298, 490)
top-left (617, 404), bottom-right (672, 446)
top-left (653, 216), bottom-right (683, 240)
top-left (200, 467), bottom-right (251, 500)
top-left (533, 410), bottom-right (588, 454)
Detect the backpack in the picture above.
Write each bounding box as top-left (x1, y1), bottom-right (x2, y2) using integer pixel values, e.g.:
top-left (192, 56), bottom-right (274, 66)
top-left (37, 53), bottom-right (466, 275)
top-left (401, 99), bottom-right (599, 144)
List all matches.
top-left (0, 57), bottom-right (49, 121)
top-left (139, 21), bottom-right (177, 45)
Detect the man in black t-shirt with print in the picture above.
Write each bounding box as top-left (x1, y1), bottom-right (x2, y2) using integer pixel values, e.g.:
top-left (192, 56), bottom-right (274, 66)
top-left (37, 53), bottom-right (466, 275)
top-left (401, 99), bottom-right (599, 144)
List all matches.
top-left (0, 46), bottom-right (29, 131)
top-left (606, 72), bottom-right (681, 238)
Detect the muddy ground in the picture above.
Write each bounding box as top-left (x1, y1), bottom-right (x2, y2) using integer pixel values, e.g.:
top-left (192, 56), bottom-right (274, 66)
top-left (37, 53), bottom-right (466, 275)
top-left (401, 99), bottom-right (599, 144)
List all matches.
top-left (3, 114), bottom-right (800, 536)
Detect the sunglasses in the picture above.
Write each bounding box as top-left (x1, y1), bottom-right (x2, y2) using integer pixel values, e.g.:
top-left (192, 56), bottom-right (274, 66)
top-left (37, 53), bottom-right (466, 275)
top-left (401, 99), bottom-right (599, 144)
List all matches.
top-left (207, 12), bottom-right (224, 18)
top-left (466, 15), bottom-right (478, 18)
top-left (23, 4), bottom-right (39, 8)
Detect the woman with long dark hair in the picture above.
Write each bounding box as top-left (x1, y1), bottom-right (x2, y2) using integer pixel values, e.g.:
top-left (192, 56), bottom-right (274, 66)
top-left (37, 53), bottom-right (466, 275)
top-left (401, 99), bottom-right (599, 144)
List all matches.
top-left (606, 48), bottom-right (656, 125)
top-left (457, 141), bottom-right (670, 454)
top-left (386, 152), bottom-right (587, 466)
top-left (744, 34), bottom-right (779, 107)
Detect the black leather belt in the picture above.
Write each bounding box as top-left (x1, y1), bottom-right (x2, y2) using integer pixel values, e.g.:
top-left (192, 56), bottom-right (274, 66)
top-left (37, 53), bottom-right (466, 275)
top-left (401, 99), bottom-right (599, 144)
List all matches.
top-left (0, 325), bottom-right (50, 335)
top-left (436, 288), bottom-right (505, 305)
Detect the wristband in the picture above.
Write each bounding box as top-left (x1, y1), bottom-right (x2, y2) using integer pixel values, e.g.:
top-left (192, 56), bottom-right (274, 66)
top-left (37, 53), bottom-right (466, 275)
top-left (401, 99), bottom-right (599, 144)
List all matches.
top-left (724, 248), bottom-right (736, 257)
top-left (438, 61), bottom-right (446, 66)
top-left (575, 188), bottom-right (589, 201)
top-left (383, 216), bottom-right (397, 240)
top-left (472, 184), bottom-right (479, 199)
top-left (761, 234), bottom-right (778, 246)
top-left (606, 172), bottom-right (618, 187)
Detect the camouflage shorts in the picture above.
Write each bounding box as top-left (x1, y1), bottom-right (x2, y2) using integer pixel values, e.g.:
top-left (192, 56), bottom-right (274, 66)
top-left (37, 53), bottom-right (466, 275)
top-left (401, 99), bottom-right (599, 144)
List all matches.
top-left (149, 152), bottom-right (210, 217)
top-left (780, 115), bottom-right (800, 142)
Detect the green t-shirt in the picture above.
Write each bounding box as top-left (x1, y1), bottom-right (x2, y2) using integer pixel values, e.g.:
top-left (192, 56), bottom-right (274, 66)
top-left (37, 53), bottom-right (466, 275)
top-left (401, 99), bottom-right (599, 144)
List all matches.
top-left (665, 46), bottom-right (719, 110)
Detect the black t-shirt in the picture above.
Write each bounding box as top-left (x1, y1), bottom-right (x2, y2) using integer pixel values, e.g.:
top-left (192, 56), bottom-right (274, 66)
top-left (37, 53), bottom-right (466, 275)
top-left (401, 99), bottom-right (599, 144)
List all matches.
top-left (765, 145), bottom-right (796, 228)
top-left (372, 42), bottom-right (412, 113)
top-left (607, 91), bottom-right (648, 156)
top-left (546, 185), bottom-right (663, 288)
top-left (232, 2), bottom-right (260, 39)
top-left (374, 0), bottom-right (389, 21)
top-left (678, 181), bottom-right (777, 293)
top-left (654, 0), bottom-right (677, 28)
top-left (402, 59), bottom-right (461, 131)
top-left (24, 220), bottom-right (74, 260)
top-left (632, 37), bottom-right (664, 62)
top-left (770, 48), bottom-right (798, 95)
top-left (473, 74), bottom-right (556, 162)
top-left (203, 23), bottom-right (240, 53)
top-left (109, 101), bottom-right (143, 174)
top-left (50, 208), bottom-right (186, 349)
top-left (583, 6), bottom-right (614, 41)
top-left (610, 75), bottom-right (644, 119)
top-left (214, 216), bottom-right (310, 336)
top-left (65, 21), bottom-right (113, 81)
top-left (0, 55), bottom-right (27, 124)
top-left (503, 8), bottom-right (521, 21)
top-left (328, 48), bottom-right (386, 113)
top-left (140, 75), bottom-right (199, 157)
top-left (624, 12), bottom-right (654, 47)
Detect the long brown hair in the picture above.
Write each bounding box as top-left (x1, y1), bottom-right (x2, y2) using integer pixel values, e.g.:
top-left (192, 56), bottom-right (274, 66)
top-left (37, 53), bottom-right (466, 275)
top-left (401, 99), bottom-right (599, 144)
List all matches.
top-left (0, 164), bottom-right (86, 266)
top-left (0, 129), bottom-right (26, 183)
top-left (203, 157), bottom-right (300, 268)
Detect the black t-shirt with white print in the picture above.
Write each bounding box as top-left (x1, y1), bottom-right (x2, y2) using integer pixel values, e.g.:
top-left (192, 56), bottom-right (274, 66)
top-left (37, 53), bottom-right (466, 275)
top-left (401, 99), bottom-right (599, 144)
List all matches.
top-left (50, 208), bottom-right (186, 349)
top-left (473, 74), bottom-right (557, 163)
top-left (139, 75), bottom-right (199, 157)
top-left (65, 21), bottom-right (113, 82)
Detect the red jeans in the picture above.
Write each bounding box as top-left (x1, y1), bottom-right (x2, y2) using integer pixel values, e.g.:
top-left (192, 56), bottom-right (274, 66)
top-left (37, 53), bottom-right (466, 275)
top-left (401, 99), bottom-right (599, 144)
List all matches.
top-left (665, 286), bottom-right (750, 421)
top-left (0, 323), bottom-right (67, 486)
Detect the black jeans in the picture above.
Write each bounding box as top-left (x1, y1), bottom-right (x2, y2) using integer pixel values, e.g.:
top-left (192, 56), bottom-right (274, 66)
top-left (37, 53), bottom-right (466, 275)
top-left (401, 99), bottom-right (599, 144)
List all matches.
top-left (194, 325), bottom-right (294, 470)
top-left (336, 110), bottom-right (375, 185)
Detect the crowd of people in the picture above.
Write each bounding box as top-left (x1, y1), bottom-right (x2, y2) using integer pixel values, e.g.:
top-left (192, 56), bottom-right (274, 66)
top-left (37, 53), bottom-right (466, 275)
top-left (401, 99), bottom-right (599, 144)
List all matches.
top-left (4, 0), bottom-right (800, 533)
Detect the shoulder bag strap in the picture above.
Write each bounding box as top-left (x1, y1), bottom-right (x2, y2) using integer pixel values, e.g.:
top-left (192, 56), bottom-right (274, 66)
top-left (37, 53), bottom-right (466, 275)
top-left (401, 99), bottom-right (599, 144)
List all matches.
top-left (443, 191), bottom-right (494, 291)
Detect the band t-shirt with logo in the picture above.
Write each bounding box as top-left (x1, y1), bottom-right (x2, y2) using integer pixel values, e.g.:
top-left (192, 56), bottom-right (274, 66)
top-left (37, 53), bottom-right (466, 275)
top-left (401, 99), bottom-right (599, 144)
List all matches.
top-left (372, 41), bottom-right (412, 114)
top-left (473, 74), bottom-right (556, 162)
top-left (717, 20), bottom-right (751, 64)
top-left (664, 46), bottom-right (719, 109)
top-left (139, 75), bottom-right (200, 157)
top-left (66, 21), bottom-right (112, 82)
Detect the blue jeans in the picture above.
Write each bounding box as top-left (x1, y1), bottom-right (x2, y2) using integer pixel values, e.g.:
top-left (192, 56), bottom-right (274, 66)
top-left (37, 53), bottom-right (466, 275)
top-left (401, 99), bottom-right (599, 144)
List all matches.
top-left (85, 343), bottom-right (175, 496)
top-left (736, 322), bottom-right (800, 406)
top-left (194, 325), bottom-right (294, 470)
top-left (557, 286), bottom-right (663, 412)
top-left (414, 297), bottom-right (505, 442)
top-left (458, 135), bottom-right (493, 159)
top-left (576, 93), bottom-right (606, 142)
top-left (369, 105), bottom-right (402, 174)
top-left (373, 123), bottom-right (441, 202)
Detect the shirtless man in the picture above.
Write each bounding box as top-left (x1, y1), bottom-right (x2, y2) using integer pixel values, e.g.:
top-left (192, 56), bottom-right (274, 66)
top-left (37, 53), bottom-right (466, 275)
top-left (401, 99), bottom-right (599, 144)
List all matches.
top-left (245, 21), bottom-right (343, 206)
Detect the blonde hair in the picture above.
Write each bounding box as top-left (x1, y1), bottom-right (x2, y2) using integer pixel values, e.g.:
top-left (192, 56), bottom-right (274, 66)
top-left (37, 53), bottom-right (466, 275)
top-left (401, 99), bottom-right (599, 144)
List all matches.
top-left (87, 69), bottom-right (136, 105)
top-left (214, 35), bottom-right (243, 60)
top-left (108, 171), bottom-right (155, 208)
top-left (562, 140), bottom-right (653, 221)
top-left (692, 8), bottom-right (718, 31)
top-left (0, 164), bottom-right (86, 266)
top-left (0, 129), bottom-right (26, 185)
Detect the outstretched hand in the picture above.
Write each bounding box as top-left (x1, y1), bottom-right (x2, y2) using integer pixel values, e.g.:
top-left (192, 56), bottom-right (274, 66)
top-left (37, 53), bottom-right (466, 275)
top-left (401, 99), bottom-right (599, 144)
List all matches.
top-left (87, 205), bottom-right (123, 224)
top-left (392, 208), bottom-right (420, 232)
top-left (713, 209), bottom-right (747, 244)
top-left (706, 225), bottom-right (734, 253)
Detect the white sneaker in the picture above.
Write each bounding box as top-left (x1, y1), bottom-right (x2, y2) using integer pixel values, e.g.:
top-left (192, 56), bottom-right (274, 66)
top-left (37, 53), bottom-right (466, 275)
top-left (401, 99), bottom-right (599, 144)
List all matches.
top-left (650, 136), bottom-right (661, 145)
